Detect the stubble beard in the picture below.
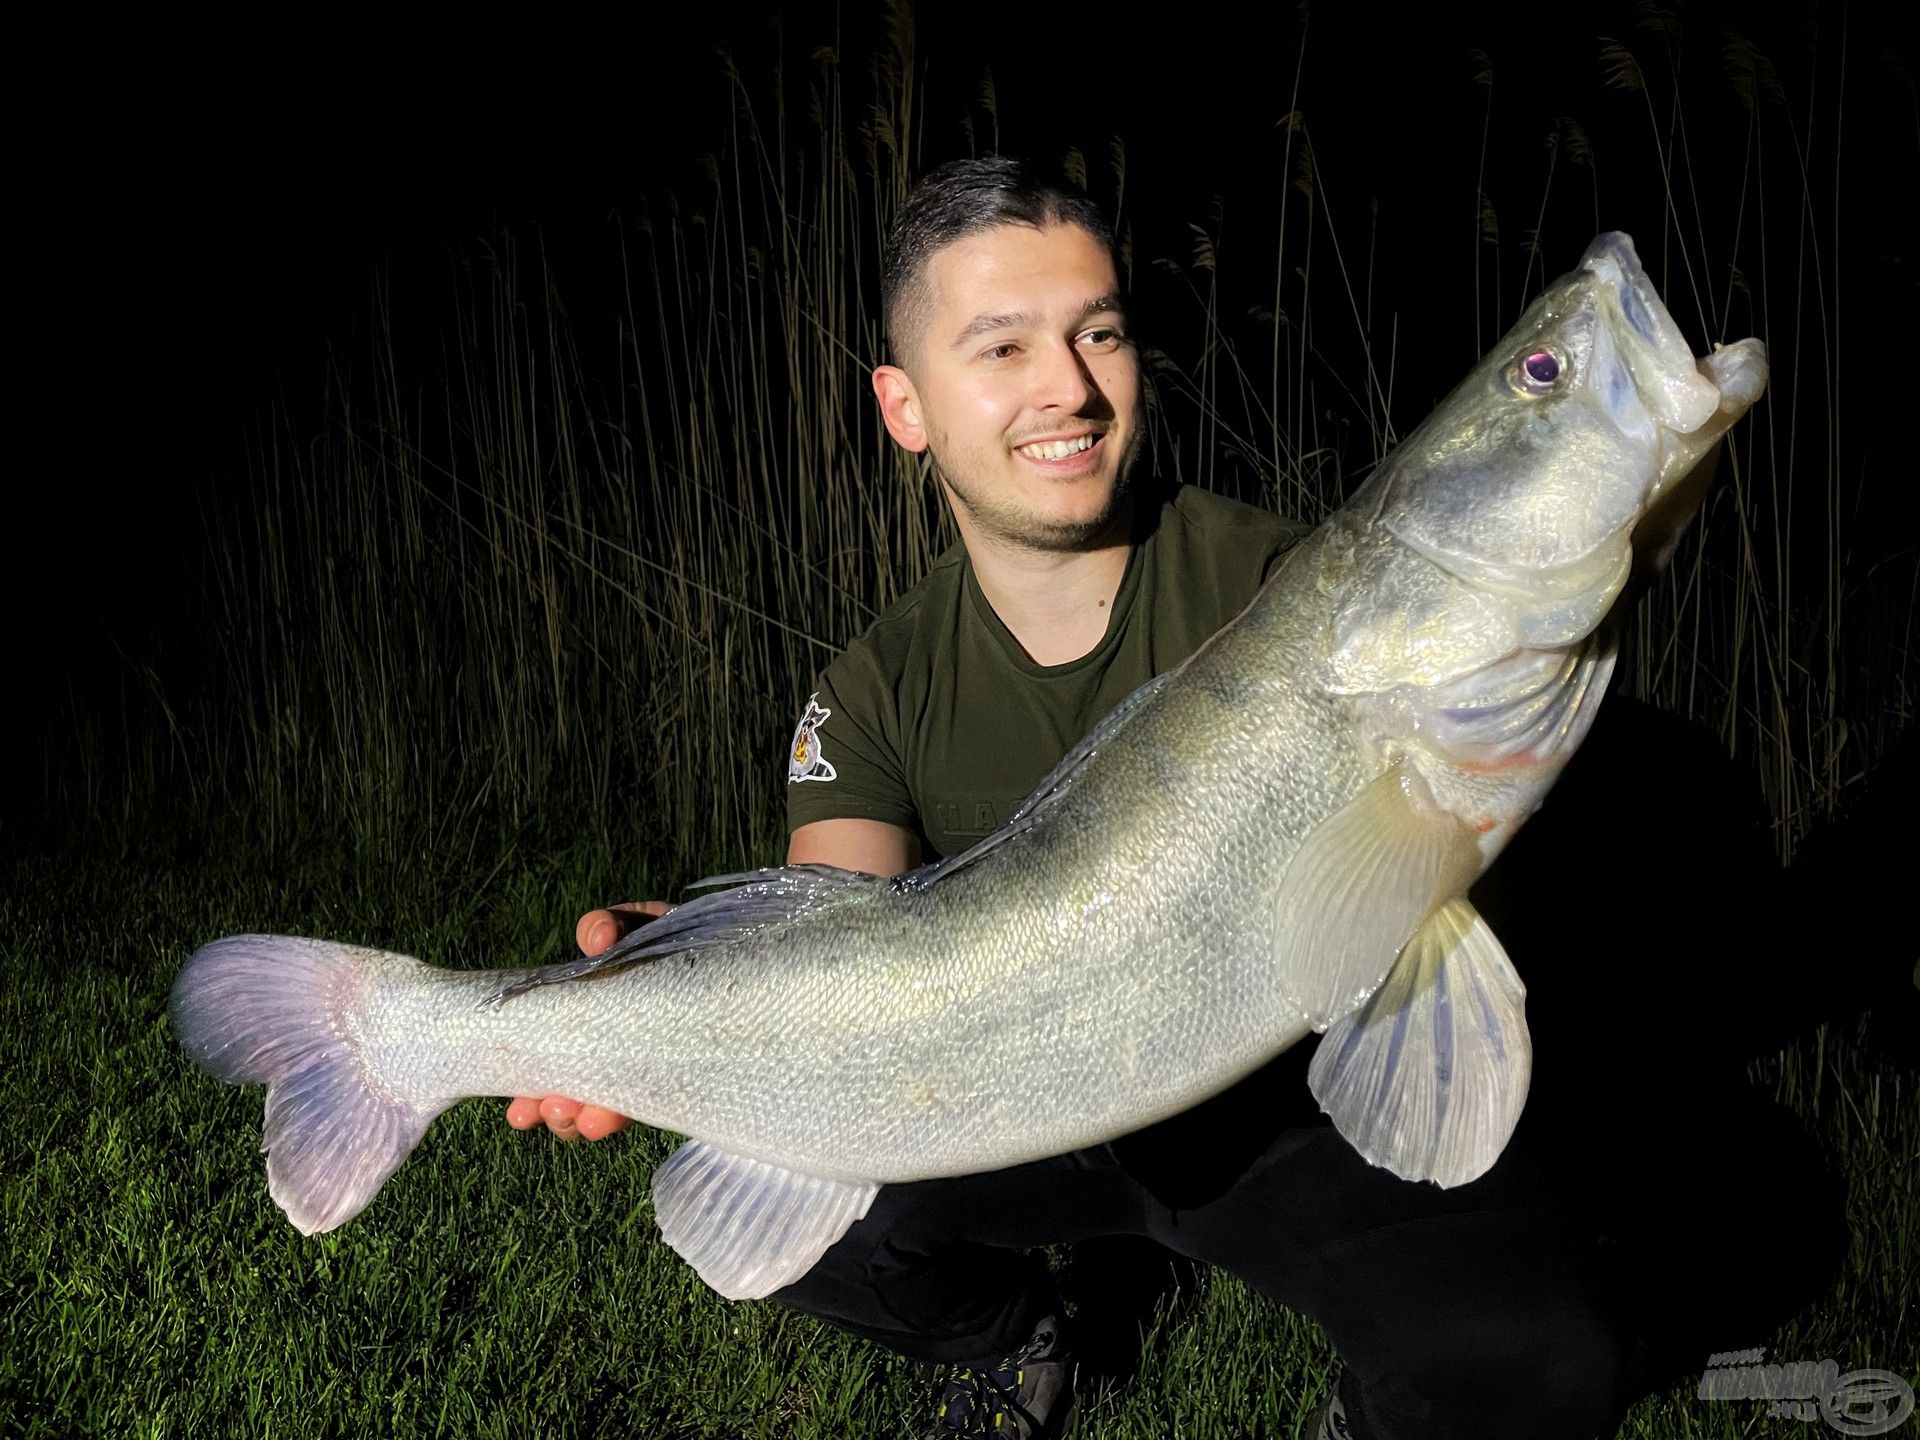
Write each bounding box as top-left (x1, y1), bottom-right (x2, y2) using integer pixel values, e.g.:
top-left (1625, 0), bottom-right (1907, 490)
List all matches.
top-left (929, 425), bottom-right (1144, 554)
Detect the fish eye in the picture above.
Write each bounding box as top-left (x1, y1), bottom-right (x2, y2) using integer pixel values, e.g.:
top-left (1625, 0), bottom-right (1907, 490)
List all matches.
top-left (1508, 346), bottom-right (1566, 397)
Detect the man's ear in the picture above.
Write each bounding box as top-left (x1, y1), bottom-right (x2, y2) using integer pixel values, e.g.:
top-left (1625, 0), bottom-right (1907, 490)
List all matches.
top-left (872, 365), bottom-right (929, 452)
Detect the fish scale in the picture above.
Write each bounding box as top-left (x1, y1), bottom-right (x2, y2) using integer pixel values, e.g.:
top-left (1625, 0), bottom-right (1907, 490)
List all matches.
top-left (171, 232), bottom-right (1768, 1302)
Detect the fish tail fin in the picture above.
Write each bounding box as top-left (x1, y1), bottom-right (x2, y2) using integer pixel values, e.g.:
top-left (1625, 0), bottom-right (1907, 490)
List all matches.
top-left (169, 935), bottom-right (448, 1235)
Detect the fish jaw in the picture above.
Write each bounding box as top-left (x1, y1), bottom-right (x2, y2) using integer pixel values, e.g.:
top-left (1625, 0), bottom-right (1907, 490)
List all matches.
top-left (1579, 232), bottom-right (1723, 433)
top-left (1630, 339), bottom-right (1769, 580)
top-left (1369, 233), bottom-right (1761, 592)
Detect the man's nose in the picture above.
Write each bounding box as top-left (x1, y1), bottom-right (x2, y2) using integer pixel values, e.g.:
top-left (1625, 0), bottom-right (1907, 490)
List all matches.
top-left (1029, 337), bottom-right (1094, 411)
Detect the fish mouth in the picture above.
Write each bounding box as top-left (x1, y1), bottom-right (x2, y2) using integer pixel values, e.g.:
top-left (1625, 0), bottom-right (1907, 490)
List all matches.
top-left (1579, 233), bottom-right (1720, 433)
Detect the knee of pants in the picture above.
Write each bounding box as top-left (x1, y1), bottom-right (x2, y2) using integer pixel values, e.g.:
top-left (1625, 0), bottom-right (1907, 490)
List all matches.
top-left (1378, 1285), bottom-right (1628, 1439)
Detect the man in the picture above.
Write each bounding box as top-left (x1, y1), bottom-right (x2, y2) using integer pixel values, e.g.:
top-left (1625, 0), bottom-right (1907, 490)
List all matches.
top-left (510, 158), bottom-right (1630, 1439)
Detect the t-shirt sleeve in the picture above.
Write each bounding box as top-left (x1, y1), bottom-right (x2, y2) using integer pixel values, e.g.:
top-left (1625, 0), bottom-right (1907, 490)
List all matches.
top-left (783, 654), bottom-right (920, 837)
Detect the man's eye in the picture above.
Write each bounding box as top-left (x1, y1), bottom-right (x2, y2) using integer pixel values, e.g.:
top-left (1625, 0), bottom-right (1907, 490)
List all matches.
top-left (1079, 328), bottom-right (1123, 350)
top-left (981, 343), bottom-right (1019, 361)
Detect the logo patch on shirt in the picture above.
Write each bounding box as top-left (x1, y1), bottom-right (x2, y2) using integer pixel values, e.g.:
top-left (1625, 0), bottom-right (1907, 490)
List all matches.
top-left (787, 694), bottom-right (838, 784)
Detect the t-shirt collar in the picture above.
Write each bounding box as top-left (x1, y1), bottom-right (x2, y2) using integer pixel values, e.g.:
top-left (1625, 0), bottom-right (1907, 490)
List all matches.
top-left (960, 535), bottom-right (1151, 679)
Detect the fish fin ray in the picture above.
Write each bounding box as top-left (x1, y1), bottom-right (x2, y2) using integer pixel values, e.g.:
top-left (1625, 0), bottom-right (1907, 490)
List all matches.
top-left (1003, 667), bottom-right (1176, 827)
top-left (652, 1142), bottom-right (879, 1301)
top-left (1308, 898), bottom-right (1531, 1186)
top-left (485, 867), bottom-right (884, 1003)
top-left (169, 935), bottom-right (447, 1234)
top-left (683, 862), bottom-right (876, 892)
top-left (1419, 632), bottom-right (1617, 770)
top-left (1274, 762), bottom-right (1480, 1028)
top-left (903, 669), bottom-right (1178, 890)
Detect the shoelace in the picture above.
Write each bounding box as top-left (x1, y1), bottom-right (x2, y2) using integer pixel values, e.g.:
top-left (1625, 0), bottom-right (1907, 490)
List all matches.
top-left (930, 1331), bottom-right (1056, 1437)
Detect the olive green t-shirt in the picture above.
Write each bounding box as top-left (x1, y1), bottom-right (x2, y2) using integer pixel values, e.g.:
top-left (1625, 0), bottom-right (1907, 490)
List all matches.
top-left (785, 486), bottom-right (1311, 858)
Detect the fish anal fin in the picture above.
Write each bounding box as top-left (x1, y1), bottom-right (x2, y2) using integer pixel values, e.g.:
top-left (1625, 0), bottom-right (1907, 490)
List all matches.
top-left (1308, 897), bottom-right (1531, 1187)
top-left (1274, 762), bottom-right (1481, 1028)
top-left (651, 1143), bottom-right (879, 1301)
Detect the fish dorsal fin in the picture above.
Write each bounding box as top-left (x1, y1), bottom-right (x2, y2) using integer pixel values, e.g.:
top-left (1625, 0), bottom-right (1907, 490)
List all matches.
top-left (1309, 897), bottom-right (1531, 1186)
top-left (1273, 761), bottom-right (1481, 1029)
top-left (1003, 667), bottom-right (1177, 827)
top-left (651, 1142), bottom-right (879, 1300)
top-left (484, 866), bottom-right (882, 1004)
top-left (900, 668), bottom-right (1179, 891)
top-left (499, 670), bottom-right (1183, 1004)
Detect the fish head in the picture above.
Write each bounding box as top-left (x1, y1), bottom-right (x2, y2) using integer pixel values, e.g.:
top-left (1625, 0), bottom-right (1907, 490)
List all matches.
top-left (1321, 234), bottom-right (1767, 840)
top-left (1360, 231), bottom-right (1766, 630)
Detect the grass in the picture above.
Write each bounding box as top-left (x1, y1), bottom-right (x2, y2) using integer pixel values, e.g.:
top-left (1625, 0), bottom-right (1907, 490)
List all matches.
top-left (3, 835), bottom-right (1912, 1438)
top-left (9, 1), bottom-right (1915, 1435)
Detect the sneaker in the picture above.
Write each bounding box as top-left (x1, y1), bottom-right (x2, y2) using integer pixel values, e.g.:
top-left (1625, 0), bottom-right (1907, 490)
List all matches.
top-left (1302, 1375), bottom-right (1356, 1440)
top-left (922, 1315), bottom-right (1076, 1438)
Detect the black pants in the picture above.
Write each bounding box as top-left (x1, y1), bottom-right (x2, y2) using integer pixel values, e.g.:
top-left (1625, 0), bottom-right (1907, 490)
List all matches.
top-left (771, 1061), bottom-right (1629, 1440)
top-left (772, 702), bottom-right (1864, 1438)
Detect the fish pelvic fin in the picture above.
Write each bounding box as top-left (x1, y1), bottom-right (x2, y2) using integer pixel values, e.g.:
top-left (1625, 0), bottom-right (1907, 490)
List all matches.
top-left (651, 1142), bottom-right (879, 1301)
top-left (1274, 761), bottom-right (1482, 1029)
top-left (1309, 898), bottom-right (1531, 1187)
top-left (169, 935), bottom-right (447, 1235)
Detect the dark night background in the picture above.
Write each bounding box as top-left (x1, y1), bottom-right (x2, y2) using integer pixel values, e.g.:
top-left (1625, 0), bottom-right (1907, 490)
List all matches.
top-left (7, 7), bottom-right (1916, 1431)
top-left (10, 0), bottom-right (1913, 813)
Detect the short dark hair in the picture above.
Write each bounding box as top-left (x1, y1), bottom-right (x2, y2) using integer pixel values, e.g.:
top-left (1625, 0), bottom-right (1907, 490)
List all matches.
top-left (881, 156), bottom-right (1114, 368)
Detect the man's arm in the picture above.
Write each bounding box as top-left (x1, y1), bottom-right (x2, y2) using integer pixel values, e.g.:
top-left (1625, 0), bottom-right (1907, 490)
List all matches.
top-left (509, 821), bottom-right (920, 1140)
top-left (788, 817), bottom-right (920, 876)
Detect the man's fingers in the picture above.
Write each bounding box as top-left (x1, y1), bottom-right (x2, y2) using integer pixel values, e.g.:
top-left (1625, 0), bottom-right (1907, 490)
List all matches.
top-left (540, 1095), bottom-right (583, 1140)
top-left (576, 899), bottom-right (672, 957)
top-left (506, 1096), bottom-right (544, 1130)
top-left (508, 1094), bottom-right (627, 1141)
top-left (575, 1105), bottom-right (630, 1142)
top-left (577, 911), bottom-right (622, 957)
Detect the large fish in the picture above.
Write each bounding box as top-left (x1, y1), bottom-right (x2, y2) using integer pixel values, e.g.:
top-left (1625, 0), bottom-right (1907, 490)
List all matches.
top-left (171, 233), bottom-right (1766, 1302)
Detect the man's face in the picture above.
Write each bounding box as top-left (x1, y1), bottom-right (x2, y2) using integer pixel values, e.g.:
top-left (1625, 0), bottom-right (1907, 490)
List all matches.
top-left (878, 222), bottom-right (1143, 552)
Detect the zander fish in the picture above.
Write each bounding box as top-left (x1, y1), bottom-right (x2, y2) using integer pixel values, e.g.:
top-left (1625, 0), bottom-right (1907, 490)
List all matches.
top-left (171, 233), bottom-right (1766, 1302)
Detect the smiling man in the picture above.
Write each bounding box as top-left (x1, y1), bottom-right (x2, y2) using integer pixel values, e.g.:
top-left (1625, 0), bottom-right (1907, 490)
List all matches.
top-left (516, 158), bottom-right (1630, 1440)
top-left (780, 178), bottom-right (1298, 873)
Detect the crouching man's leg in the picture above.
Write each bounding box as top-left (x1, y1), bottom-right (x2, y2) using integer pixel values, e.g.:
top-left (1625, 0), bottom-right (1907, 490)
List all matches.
top-left (1160, 1125), bottom-right (1629, 1440)
top-left (767, 1180), bottom-right (1046, 1364)
top-left (768, 1147), bottom-right (1147, 1438)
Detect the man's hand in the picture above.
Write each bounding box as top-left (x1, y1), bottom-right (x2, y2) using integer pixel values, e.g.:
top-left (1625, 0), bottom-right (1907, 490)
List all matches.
top-left (505, 900), bottom-right (669, 1141)
top-left (504, 1093), bottom-right (630, 1141)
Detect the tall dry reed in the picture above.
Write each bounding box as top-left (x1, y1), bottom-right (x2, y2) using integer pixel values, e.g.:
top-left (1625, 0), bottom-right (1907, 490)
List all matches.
top-left (57, 4), bottom-right (1911, 883)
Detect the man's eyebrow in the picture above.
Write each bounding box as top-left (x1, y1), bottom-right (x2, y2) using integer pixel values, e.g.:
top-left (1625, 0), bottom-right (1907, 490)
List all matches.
top-left (949, 310), bottom-right (1034, 346)
top-left (947, 295), bottom-right (1128, 349)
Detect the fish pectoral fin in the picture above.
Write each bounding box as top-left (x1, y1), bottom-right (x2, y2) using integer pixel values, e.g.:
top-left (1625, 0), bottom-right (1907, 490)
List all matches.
top-left (1274, 761), bottom-right (1481, 1028)
top-left (1308, 897), bottom-right (1532, 1187)
top-left (651, 1142), bottom-right (880, 1301)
